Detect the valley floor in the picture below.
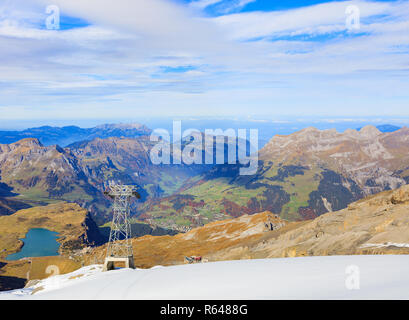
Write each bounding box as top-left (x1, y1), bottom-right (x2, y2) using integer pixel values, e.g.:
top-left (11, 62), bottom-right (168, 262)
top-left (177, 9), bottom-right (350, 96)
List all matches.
top-left (1, 255), bottom-right (408, 300)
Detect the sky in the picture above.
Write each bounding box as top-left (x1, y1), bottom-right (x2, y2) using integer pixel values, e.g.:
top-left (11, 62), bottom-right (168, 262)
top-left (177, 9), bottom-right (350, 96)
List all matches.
top-left (0, 0), bottom-right (408, 123)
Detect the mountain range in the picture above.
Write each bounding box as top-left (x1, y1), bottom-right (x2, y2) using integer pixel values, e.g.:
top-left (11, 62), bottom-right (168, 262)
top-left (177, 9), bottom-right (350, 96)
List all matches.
top-left (0, 123), bottom-right (408, 231)
top-left (0, 123), bottom-right (152, 147)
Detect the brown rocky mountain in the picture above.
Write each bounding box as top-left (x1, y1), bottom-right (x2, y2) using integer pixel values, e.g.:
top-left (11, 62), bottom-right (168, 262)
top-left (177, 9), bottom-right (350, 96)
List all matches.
top-left (260, 125), bottom-right (409, 194)
top-left (0, 136), bottom-right (203, 223)
top-left (0, 138), bottom-right (125, 221)
top-left (0, 138), bottom-right (101, 201)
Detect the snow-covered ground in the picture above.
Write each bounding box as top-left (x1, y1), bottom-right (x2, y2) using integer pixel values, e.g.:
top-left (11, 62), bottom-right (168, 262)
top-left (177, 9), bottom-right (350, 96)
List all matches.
top-left (1, 255), bottom-right (409, 300)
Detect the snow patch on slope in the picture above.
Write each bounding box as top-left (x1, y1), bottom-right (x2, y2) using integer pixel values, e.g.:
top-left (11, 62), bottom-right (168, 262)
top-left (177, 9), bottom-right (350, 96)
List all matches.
top-left (360, 243), bottom-right (409, 249)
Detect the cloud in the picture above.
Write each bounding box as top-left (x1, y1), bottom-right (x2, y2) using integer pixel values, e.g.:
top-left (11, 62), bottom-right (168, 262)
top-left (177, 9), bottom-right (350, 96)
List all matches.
top-left (0, 0), bottom-right (408, 120)
top-left (33, 0), bottom-right (220, 45)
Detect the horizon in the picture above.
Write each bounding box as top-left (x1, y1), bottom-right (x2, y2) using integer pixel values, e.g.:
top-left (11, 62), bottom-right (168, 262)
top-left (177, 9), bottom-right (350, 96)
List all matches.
top-left (1, 116), bottom-right (409, 131)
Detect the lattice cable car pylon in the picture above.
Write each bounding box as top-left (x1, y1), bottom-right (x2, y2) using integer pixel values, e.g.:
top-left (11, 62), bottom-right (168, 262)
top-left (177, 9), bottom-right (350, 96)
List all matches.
top-left (103, 183), bottom-right (140, 271)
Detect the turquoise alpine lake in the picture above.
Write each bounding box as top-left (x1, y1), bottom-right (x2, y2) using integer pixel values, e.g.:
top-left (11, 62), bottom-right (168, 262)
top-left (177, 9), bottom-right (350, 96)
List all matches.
top-left (5, 228), bottom-right (60, 261)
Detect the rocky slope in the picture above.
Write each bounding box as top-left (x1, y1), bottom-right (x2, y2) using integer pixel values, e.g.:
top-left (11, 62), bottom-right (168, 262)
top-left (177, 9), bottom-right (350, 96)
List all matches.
top-left (84, 184), bottom-right (409, 269)
top-left (0, 139), bottom-right (86, 195)
top-left (260, 125), bottom-right (409, 193)
top-left (84, 210), bottom-right (289, 268)
top-left (216, 184), bottom-right (409, 260)
top-left (0, 138), bottom-right (109, 220)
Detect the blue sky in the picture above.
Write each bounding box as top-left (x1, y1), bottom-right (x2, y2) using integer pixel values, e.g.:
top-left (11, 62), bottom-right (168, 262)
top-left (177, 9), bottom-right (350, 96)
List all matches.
top-left (0, 0), bottom-right (408, 122)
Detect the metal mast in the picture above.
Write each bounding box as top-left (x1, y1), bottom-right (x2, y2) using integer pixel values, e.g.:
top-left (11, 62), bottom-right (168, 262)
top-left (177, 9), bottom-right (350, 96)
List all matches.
top-left (103, 184), bottom-right (140, 271)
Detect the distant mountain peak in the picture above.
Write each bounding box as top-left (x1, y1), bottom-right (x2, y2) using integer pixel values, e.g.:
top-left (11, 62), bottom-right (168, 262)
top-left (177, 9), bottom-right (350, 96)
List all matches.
top-left (300, 126), bottom-right (320, 133)
top-left (11, 137), bottom-right (43, 147)
top-left (94, 123), bottom-right (149, 130)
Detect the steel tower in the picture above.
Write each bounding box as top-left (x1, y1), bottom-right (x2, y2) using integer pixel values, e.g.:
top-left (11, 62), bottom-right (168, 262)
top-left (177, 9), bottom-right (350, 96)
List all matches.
top-left (103, 184), bottom-right (140, 271)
